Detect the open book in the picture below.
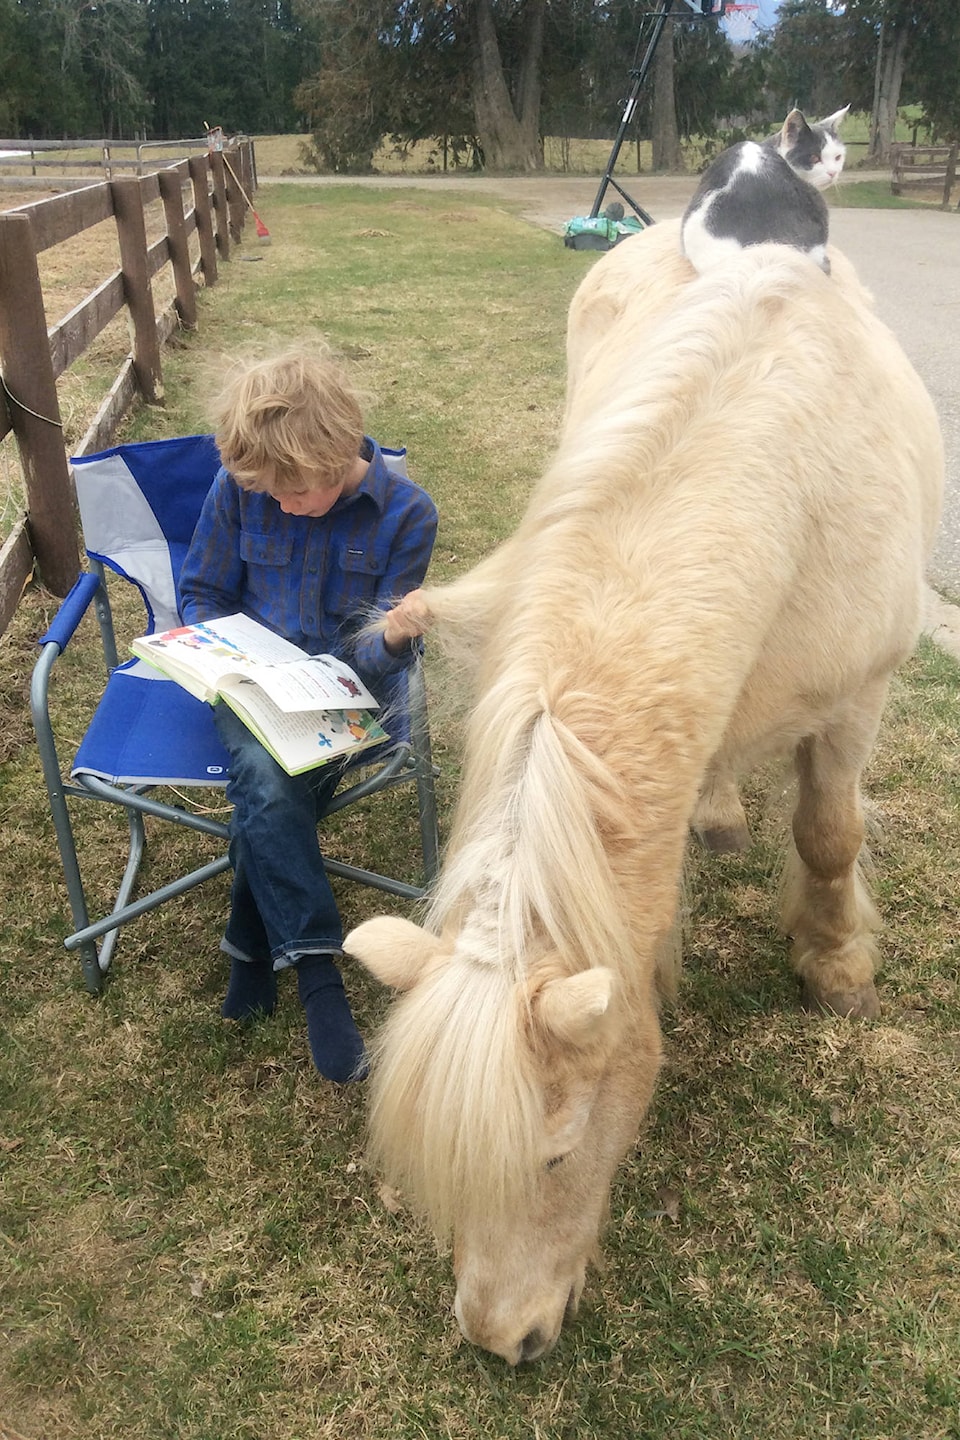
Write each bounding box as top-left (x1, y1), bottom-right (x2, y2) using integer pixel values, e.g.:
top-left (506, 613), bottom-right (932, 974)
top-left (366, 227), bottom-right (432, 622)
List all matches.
top-left (131, 613), bottom-right (389, 776)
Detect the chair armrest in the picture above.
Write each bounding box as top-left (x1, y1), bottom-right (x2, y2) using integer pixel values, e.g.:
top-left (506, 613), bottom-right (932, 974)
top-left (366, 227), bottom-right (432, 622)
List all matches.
top-left (37, 571), bottom-right (102, 654)
top-left (31, 572), bottom-right (103, 764)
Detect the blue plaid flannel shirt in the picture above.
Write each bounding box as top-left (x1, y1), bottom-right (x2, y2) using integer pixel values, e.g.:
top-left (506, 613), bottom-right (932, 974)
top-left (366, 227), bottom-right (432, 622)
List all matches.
top-left (179, 439), bottom-right (438, 701)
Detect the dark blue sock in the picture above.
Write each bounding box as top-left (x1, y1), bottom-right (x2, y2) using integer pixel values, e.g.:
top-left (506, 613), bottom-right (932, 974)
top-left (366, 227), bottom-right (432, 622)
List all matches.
top-left (221, 956), bottom-right (278, 1020)
top-left (296, 955), bottom-right (368, 1083)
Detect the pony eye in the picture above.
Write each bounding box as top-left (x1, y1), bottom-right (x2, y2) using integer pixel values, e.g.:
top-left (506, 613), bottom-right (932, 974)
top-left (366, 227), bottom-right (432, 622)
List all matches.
top-left (545, 1154), bottom-right (567, 1172)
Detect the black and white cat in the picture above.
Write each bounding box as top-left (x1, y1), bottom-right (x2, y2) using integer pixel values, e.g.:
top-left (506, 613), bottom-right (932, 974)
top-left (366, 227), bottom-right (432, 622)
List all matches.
top-left (680, 106), bottom-right (849, 276)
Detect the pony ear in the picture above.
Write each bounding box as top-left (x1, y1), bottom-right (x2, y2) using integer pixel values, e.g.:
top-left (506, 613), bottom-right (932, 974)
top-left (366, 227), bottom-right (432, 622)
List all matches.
top-left (536, 967), bottom-right (616, 1049)
top-left (344, 916), bottom-right (447, 991)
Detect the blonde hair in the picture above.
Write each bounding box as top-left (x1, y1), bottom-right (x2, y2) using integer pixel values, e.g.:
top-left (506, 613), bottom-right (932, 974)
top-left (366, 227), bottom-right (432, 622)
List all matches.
top-left (211, 346), bottom-right (364, 494)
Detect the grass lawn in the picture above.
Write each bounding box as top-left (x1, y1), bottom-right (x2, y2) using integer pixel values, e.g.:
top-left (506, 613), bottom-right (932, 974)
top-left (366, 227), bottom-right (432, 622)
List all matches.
top-left (1, 185), bottom-right (958, 1440)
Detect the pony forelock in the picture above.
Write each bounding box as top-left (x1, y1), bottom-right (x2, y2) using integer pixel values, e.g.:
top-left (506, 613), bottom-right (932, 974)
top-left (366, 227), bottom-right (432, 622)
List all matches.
top-left (367, 957), bottom-right (544, 1238)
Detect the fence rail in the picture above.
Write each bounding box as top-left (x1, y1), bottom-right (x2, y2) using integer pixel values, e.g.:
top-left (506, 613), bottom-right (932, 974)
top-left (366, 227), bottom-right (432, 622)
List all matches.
top-left (0, 136), bottom-right (244, 182)
top-left (891, 142), bottom-right (959, 209)
top-left (0, 140), bottom-right (257, 635)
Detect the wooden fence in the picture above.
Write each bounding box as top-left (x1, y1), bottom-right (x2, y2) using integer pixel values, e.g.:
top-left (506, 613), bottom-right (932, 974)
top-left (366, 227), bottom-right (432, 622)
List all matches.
top-left (0, 140), bottom-right (257, 636)
top-left (0, 135), bottom-right (255, 184)
top-left (891, 143), bottom-right (959, 209)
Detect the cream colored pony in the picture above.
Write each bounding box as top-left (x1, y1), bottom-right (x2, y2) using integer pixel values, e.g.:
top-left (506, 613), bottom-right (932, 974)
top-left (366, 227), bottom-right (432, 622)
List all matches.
top-left (346, 221), bottom-right (943, 1364)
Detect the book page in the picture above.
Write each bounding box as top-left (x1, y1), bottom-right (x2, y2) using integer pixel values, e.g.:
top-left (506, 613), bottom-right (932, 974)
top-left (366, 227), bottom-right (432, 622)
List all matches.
top-left (133, 615), bottom-right (377, 712)
top-left (237, 655), bottom-right (379, 712)
top-left (223, 683), bottom-right (389, 775)
top-left (133, 613), bottom-right (301, 695)
top-left (169, 613), bottom-right (306, 665)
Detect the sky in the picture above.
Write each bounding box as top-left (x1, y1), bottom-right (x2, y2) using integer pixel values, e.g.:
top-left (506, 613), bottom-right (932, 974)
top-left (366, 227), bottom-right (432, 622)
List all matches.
top-left (752, 0), bottom-right (782, 29)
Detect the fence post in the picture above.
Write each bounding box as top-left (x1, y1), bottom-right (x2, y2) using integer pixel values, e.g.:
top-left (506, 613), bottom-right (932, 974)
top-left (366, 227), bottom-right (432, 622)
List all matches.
top-left (111, 176), bottom-right (163, 405)
top-left (239, 141), bottom-right (255, 203)
top-left (224, 148), bottom-right (245, 243)
top-left (158, 168), bottom-right (197, 328)
top-left (208, 151), bottom-right (230, 261)
top-left (188, 155), bottom-right (218, 286)
top-left (0, 213), bottom-right (80, 597)
top-left (943, 144), bottom-right (958, 210)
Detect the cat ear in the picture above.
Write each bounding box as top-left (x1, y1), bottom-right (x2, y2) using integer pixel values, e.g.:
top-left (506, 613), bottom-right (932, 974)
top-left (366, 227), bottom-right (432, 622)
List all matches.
top-left (818, 104), bottom-right (850, 134)
top-left (780, 109), bottom-right (808, 148)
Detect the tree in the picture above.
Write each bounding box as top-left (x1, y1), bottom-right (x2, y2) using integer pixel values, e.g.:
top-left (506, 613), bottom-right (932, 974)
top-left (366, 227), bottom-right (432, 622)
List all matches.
top-left (0, 0), bottom-right (32, 133)
top-left (755, 1), bottom-right (862, 120)
top-left (909, 0), bottom-right (960, 139)
top-left (294, 0), bottom-right (547, 173)
top-left (651, 11), bottom-right (680, 169)
top-left (470, 0), bottom-right (545, 169)
top-left (758, 0), bottom-right (960, 164)
top-left (295, 6), bottom-right (390, 172)
top-left (672, 12), bottom-right (747, 146)
top-left (868, 8), bottom-right (909, 160)
top-left (81, 0), bottom-right (150, 137)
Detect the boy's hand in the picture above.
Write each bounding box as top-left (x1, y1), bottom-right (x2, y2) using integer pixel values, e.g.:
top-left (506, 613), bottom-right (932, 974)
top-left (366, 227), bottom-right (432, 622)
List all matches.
top-left (382, 589), bottom-right (432, 654)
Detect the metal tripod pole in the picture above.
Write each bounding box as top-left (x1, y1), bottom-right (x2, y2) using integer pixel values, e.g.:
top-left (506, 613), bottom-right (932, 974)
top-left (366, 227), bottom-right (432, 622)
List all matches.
top-left (588, 0), bottom-right (676, 222)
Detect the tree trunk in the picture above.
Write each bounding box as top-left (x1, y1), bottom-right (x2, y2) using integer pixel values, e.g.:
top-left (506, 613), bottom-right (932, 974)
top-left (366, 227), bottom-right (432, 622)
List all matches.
top-left (869, 20), bottom-right (909, 163)
top-left (651, 14), bottom-right (681, 172)
top-left (470, 0), bottom-right (545, 172)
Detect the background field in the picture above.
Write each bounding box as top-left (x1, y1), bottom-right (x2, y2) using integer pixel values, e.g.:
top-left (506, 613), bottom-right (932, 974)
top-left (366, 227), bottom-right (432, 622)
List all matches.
top-left (250, 108), bottom-right (932, 179)
top-left (0, 107), bottom-right (939, 186)
top-left (1, 186), bottom-right (958, 1440)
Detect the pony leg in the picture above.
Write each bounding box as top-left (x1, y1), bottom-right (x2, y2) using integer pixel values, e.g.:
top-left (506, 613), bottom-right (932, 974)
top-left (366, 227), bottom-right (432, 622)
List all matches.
top-left (781, 690), bottom-right (887, 1020)
top-left (692, 761), bottom-right (750, 852)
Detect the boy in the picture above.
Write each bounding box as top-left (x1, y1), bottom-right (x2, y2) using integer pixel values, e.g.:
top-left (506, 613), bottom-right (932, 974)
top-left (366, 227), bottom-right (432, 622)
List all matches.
top-left (179, 347), bottom-right (437, 1082)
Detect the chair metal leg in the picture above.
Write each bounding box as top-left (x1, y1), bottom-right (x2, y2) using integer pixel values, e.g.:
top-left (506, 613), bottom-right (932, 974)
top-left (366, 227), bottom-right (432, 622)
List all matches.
top-left (64, 853), bottom-right (233, 950)
top-left (94, 806), bottom-right (147, 976)
top-left (63, 779), bottom-right (233, 951)
top-left (31, 643), bottom-right (103, 993)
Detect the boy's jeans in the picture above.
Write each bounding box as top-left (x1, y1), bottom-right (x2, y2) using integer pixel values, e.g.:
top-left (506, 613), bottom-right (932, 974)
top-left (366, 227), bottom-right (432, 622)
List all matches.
top-left (213, 705), bottom-right (345, 969)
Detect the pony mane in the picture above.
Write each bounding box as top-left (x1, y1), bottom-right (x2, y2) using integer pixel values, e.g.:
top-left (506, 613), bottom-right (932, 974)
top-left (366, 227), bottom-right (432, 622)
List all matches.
top-left (368, 695), bottom-right (642, 1234)
top-left (435, 684), bottom-right (644, 971)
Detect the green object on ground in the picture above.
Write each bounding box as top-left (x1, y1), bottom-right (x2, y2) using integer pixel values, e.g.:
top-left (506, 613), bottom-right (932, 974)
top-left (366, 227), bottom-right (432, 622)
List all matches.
top-left (563, 213), bottom-right (646, 250)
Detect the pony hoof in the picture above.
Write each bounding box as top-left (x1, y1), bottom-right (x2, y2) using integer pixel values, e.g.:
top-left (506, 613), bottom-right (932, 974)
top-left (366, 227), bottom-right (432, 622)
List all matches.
top-left (801, 981), bottom-right (881, 1020)
top-left (695, 822), bottom-right (751, 853)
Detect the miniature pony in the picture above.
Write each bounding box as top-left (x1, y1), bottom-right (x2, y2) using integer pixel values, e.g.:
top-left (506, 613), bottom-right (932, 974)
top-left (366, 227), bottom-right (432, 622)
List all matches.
top-left (346, 222), bottom-right (943, 1363)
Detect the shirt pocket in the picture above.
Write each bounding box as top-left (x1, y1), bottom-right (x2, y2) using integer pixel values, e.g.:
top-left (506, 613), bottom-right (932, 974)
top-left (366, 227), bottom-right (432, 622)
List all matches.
top-left (327, 540), bottom-right (390, 617)
top-left (239, 529), bottom-right (293, 569)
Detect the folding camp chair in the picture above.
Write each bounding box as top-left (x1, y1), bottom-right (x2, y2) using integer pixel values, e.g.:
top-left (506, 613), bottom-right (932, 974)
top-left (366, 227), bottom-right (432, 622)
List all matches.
top-left (31, 434), bottom-right (440, 995)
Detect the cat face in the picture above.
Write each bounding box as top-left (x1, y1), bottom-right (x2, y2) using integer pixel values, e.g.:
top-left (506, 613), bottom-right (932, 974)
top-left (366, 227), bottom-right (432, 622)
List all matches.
top-left (775, 105), bottom-right (849, 190)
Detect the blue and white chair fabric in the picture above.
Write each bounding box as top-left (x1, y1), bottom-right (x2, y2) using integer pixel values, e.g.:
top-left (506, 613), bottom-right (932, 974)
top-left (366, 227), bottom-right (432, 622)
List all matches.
top-left (31, 434), bottom-right (438, 994)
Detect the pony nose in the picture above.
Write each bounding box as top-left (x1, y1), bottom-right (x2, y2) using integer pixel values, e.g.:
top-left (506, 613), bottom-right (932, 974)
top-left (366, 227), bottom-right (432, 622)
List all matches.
top-left (454, 1293), bottom-right (561, 1365)
top-left (518, 1327), bottom-right (549, 1364)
